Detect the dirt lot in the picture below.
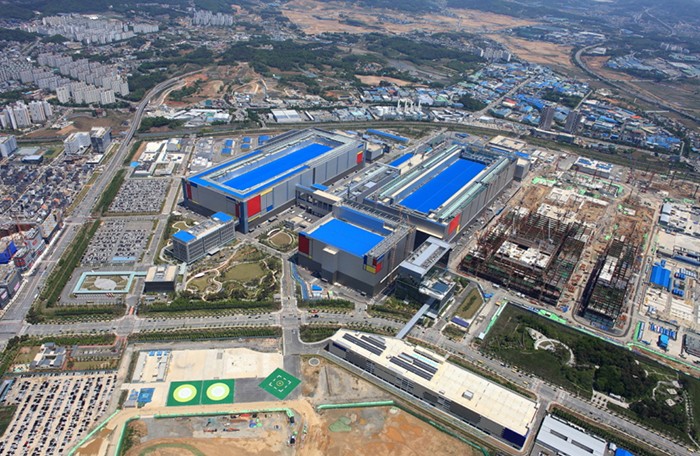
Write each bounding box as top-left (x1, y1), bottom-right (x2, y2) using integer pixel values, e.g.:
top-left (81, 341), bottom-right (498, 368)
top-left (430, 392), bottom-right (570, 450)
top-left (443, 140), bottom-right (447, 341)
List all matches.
top-left (281, 0), bottom-right (535, 35)
top-left (122, 403), bottom-right (480, 456)
top-left (355, 75), bottom-right (424, 87)
top-left (487, 35), bottom-right (574, 71)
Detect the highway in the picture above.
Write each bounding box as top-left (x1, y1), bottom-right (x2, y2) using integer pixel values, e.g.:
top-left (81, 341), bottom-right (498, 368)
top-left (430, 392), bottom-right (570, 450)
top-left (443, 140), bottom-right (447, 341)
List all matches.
top-left (0, 71), bottom-right (201, 349)
top-left (0, 71), bottom-right (693, 455)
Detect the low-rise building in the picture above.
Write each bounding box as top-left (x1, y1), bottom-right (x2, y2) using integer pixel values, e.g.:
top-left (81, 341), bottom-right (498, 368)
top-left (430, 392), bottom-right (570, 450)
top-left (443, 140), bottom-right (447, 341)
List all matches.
top-left (171, 212), bottom-right (236, 263)
top-left (327, 329), bottom-right (538, 450)
top-left (30, 343), bottom-right (67, 370)
top-left (535, 414), bottom-right (607, 456)
top-left (143, 265), bottom-right (178, 293)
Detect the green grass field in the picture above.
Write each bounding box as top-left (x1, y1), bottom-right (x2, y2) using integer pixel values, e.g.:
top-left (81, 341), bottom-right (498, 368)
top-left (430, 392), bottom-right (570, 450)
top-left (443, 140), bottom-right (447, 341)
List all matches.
top-left (223, 263), bottom-right (265, 282)
top-left (259, 368), bottom-right (300, 400)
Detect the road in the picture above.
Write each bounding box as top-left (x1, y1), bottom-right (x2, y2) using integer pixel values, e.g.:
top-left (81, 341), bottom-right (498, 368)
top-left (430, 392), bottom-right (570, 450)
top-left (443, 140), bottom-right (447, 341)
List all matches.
top-left (1, 72), bottom-right (692, 454)
top-left (0, 71), bottom-right (201, 350)
top-left (573, 43), bottom-right (700, 125)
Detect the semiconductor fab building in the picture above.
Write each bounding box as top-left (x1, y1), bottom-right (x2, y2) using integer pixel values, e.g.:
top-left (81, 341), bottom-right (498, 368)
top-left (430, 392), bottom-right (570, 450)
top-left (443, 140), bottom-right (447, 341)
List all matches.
top-left (364, 142), bottom-right (516, 245)
top-left (327, 329), bottom-right (538, 450)
top-left (182, 128), bottom-right (365, 233)
top-left (297, 203), bottom-right (415, 296)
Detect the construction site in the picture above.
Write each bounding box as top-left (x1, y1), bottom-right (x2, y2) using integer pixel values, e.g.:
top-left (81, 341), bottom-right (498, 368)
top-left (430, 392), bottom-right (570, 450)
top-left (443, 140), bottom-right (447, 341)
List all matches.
top-left (460, 156), bottom-right (654, 332)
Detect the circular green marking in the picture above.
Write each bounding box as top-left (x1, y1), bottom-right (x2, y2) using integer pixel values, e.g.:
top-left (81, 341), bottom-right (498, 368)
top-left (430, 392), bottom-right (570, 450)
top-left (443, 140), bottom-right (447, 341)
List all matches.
top-left (173, 384), bottom-right (197, 403)
top-left (206, 382), bottom-right (230, 401)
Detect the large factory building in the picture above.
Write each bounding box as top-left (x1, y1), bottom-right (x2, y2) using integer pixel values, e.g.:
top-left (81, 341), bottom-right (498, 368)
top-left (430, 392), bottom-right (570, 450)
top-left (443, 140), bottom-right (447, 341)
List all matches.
top-left (327, 329), bottom-right (538, 450)
top-left (363, 142), bottom-right (515, 245)
top-left (182, 129), bottom-right (365, 232)
top-left (297, 204), bottom-right (415, 296)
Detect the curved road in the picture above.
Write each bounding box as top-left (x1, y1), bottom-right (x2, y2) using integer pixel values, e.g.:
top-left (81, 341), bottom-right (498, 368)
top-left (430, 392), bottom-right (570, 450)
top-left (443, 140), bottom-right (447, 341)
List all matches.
top-left (573, 43), bottom-right (700, 125)
top-left (0, 70), bottom-right (202, 348)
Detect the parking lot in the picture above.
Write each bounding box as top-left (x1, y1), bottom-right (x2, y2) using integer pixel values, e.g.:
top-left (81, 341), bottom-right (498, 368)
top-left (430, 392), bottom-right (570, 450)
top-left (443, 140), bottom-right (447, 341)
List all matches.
top-left (82, 219), bottom-right (154, 265)
top-left (0, 372), bottom-right (116, 455)
top-left (108, 178), bottom-right (170, 214)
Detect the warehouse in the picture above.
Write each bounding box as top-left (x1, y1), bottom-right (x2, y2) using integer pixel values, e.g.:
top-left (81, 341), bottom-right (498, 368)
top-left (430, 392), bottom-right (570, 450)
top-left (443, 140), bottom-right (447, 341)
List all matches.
top-left (364, 142), bottom-right (515, 244)
top-left (297, 203), bottom-right (415, 296)
top-left (183, 129), bottom-right (365, 232)
top-left (534, 414), bottom-right (606, 456)
top-left (327, 329), bottom-right (538, 450)
top-left (171, 212), bottom-right (235, 263)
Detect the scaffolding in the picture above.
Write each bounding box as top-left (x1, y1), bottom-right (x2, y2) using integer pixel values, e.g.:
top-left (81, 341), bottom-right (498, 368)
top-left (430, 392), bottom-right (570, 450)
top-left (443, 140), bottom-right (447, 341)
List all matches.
top-left (460, 211), bottom-right (588, 306)
top-left (579, 238), bottom-right (638, 329)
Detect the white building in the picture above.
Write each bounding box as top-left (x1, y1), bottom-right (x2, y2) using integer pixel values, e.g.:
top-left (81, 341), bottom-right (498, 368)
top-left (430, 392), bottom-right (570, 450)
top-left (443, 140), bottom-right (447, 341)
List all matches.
top-left (63, 132), bottom-right (91, 155)
top-left (0, 135), bottom-right (18, 157)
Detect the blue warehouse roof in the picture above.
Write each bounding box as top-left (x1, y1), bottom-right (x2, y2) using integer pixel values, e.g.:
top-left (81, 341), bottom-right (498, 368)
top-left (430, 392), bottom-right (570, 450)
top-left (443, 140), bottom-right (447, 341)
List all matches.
top-left (400, 159), bottom-right (486, 214)
top-left (307, 218), bottom-right (384, 257)
top-left (650, 264), bottom-right (671, 289)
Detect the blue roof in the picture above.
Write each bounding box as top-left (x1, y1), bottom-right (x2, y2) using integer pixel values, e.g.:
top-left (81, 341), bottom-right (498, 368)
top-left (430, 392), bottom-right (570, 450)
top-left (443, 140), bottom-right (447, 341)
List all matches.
top-left (173, 231), bottom-right (196, 243)
top-left (241, 144), bottom-right (250, 150)
top-left (308, 218), bottom-right (384, 257)
top-left (225, 139), bottom-right (233, 147)
top-left (222, 147), bottom-right (232, 154)
top-left (615, 449), bottom-right (634, 456)
top-left (222, 143), bottom-right (331, 194)
top-left (400, 159), bottom-right (486, 214)
top-left (389, 153), bottom-right (413, 167)
top-left (367, 129), bottom-right (409, 144)
top-left (311, 183), bottom-right (329, 191)
top-left (242, 137), bottom-right (251, 143)
top-left (650, 264), bottom-right (671, 289)
top-left (212, 212), bottom-right (233, 223)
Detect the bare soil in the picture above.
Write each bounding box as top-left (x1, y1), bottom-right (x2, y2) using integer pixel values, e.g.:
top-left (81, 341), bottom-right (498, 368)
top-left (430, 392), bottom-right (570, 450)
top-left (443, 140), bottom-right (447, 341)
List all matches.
top-left (281, 0), bottom-right (535, 35)
top-left (487, 35), bottom-right (574, 71)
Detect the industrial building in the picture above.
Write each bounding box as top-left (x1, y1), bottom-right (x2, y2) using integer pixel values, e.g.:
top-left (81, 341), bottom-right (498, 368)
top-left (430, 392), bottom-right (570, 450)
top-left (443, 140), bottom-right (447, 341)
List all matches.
top-left (580, 238), bottom-right (637, 330)
top-left (396, 237), bottom-right (454, 309)
top-left (171, 212), bottom-right (235, 263)
top-left (362, 141), bottom-right (516, 245)
top-left (143, 265), bottom-right (178, 293)
top-left (183, 129), bottom-right (365, 233)
top-left (461, 209), bottom-right (589, 305)
top-left (534, 414), bottom-right (607, 456)
top-left (0, 264), bottom-right (21, 308)
top-left (572, 157), bottom-right (613, 179)
top-left (298, 203), bottom-right (415, 296)
top-left (326, 329), bottom-right (538, 450)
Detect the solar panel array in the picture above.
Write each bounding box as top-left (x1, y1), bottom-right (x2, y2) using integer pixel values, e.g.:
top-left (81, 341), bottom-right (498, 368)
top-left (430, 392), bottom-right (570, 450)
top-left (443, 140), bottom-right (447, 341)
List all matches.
top-left (342, 333), bottom-right (384, 356)
top-left (389, 356), bottom-right (435, 381)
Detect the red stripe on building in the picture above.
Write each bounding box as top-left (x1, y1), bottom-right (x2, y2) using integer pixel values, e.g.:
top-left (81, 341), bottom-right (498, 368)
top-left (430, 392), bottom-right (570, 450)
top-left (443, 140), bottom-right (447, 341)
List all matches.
top-left (448, 214), bottom-right (461, 234)
top-left (356, 151), bottom-right (363, 164)
top-left (247, 195), bottom-right (262, 217)
top-left (298, 234), bottom-right (310, 255)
